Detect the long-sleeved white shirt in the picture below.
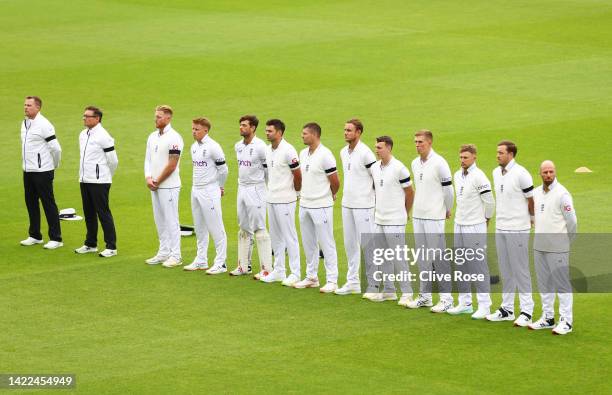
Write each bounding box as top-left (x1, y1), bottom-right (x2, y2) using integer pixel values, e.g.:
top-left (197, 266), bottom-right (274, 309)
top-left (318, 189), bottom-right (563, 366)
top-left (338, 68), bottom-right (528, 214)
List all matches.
top-left (191, 134), bottom-right (228, 189)
top-left (21, 112), bottom-right (61, 172)
top-left (534, 178), bottom-right (577, 252)
top-left (79, 123), bottom-right (117, 183)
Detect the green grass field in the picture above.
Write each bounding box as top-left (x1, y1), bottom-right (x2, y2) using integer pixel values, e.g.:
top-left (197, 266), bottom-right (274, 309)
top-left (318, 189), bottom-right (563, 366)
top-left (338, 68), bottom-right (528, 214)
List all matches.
top-left (1, 0), bottom-right (611, 393)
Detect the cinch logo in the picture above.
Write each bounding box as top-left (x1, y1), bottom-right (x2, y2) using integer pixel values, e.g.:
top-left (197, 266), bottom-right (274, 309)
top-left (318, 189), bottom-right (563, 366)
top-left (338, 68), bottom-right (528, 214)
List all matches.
top-left (238, 159), bottom-right (252, 167)
top-left (193, 160), bottom-right (208, 167)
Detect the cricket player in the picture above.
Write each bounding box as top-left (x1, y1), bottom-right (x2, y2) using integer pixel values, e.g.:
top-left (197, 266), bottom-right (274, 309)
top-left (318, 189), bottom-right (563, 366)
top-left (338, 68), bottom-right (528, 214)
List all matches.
top-left (337, 119), bottom-right (377, 296)
top-left (528, 161), bottom-right (576, 335)
top-left (260, 119), bottom-right (302, 286)
top-left (407, 130), bottom-right (455, 312)
top-left (368, 136), bottom-right (415, 305)
top-left (294, 122), bottom-right (339, 293)
top-left (448, 144), bottom-right (494, 318)
top-left (184, 117), bottom-right (229, 274)
top-left (486, 140), bottom-right (535, 326)
top-left (144, 105), bottom-right (184, 268)
top-left (232, 115), bottom-right (272, 279)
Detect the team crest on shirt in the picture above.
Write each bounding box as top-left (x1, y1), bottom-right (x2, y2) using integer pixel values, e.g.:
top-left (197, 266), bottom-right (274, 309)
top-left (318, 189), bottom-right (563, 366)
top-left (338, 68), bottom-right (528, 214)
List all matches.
top-left (192, 148), bottom-right (196, 154)
top-left (419, 173), bottom-right (423, 181)
top-left (154, 145), bottom-right (158, 153)
top-left (305, 164), bottom-right (310, 172)
top-left (270, 160), bottom-right (274, 168)
top-left (540, 203), bottom-right (545, 212)
top-left (459, 186), bottom-right (464, 196)
top-left (249, 148), bottom-right (253, 156)
top-left (500, 185), bottom-right (504, 193)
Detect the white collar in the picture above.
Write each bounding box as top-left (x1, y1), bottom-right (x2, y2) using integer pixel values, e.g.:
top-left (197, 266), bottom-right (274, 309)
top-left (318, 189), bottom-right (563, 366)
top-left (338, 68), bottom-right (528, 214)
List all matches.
top-left (88, 123), bottom-right (102, 134)
top-left (544, 178), bottom-right (558, 192)
top-left (157, 123), bottom-right (172, 135)
top-left (420, 148), bottom-right (434, 163)
top-left (502, 158), bottom-right (516, 172)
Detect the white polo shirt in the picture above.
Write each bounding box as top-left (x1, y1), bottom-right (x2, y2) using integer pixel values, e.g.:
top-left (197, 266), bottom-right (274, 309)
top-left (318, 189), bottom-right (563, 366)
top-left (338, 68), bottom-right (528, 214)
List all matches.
top-left (191, 134), bottom-right (227, 188)
top-left (21, 112), bottom-right (62, 172)
top-left (144, 124), bottom-right (184, 189)
top-left (341, 141), bottom-right (376, 209)
top-left (79, 123), bottom-right (117, 184)
top-left (454, 163), bottom-right (494, 226)
top-left (411, 149), bottom-right (453, 220)
top-left (299, 143), bottom-right (337, 208)
top-left (266, 139), bottom-right (300, 204)
top-left (534, 179), bottom-right (577, 252)
top-left (235, 136), bottom-right (267, 186)
top-left (493, 159), bottom-right (534, 231)
top-left (372, 157), bottom-right (412, 226)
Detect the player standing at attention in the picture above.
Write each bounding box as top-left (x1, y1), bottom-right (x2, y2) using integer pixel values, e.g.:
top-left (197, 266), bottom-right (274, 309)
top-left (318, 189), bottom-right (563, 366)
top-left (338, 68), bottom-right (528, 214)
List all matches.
top-left (486, 141), bottom-right (535, 326)
top-left (448, 144), bottom-right (494, 318)
top-left (184, 117), bottom-right (229, 274)
top-left (231, 115), bottom-right (273, 279)
top-left (336, 119), bottom-right (377, 296)
top-left (368, 136), bottom-right (415, 304)
top-left (260, 119), bottom-right (302, 286)
top-left (293, 122), bottom-right (340, 293)
top-left (407, 130), bottom-right (455, 312)
top-left (529, 161), bottom-right (576, 335)
top-left (144, 105), bottom-right (184, 268)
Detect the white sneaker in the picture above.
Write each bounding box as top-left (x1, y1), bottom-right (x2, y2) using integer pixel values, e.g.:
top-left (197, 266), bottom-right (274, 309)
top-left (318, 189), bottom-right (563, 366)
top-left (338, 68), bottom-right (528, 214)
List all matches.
top-left (20, 237), bottom-right (43, 246)
top-left (397, 293), bottom-right (413, 307)
top-left (447, 303), bottom-right (474, 315)
top-left (471, 307), bottom-right (491, 320)
top-left (362, 292), bottom-right (377, 300)
top-left (145, 255), bottom-right (168, 265)
top-left (486, 307), bottom-right (515, 322)
top-left (334, 283), bottom-right (361, 295)
top-left (319, 282), bottom-right (338, 293)
top-left (183, 261), bottom-right (209, 271)
top-left (281, 273), bottom-right (300, 287)
top-left (261, 271), bottom-right (285, 283)
top-left (75, 245), bottom-right (98, 254)
top-left (528, 316), bottom-right (555, 330)
top-left (431, 299), bottom-right (454, 313)
top-left (43, 241), bottom-right (63, 249)
top-left (98, 249), bottom-right (117, 258)
top-left (369, 292), bottom-right (398, 302)
top-left (207, 264), bottom-right (227, 275)
top-left (230, 266), bottom-right (252, 276)
top-left (513, 312), bottom-right (533, 327)
top-left (162, 257), bottom-right (182, 268)
top-left (254, 270), bottom-right (270, 280)
top-left (406, 295), bottom-right (433, 309)
top-left (552, 317), bottom-right (573, 335)
top-left (293, 277), bottom-right (320, 289)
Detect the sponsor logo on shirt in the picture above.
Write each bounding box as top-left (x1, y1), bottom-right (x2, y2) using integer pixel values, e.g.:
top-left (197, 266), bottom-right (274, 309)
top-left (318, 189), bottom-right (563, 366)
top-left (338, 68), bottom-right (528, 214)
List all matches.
top-left (238, 159), bottom-right (252, 167)
top-left (193, 160), bottom-right (208, 167)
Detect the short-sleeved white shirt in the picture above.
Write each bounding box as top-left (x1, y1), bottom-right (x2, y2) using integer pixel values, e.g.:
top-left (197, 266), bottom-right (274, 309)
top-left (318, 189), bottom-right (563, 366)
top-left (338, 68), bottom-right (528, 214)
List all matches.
top-left (299, 143), bottom-right (337, 208)
top-left (266, 139), bottom-right (300, 204)
top-left (145, 124), bottom-right (184, 189)
top-left (454, 163), bottom-right (492, 225)
top-left (235, 136), bottom-right (267, 186)
top-left (191, 134), bottom-right (226, 188)
top-left (411, 149), bottom-right (453, 220)
top-left (372, 157), bottom-right (412, 226)
top-left (341, 141), bottom-right (376, 209)
top-left (493, 159), bottom-right (534, 231)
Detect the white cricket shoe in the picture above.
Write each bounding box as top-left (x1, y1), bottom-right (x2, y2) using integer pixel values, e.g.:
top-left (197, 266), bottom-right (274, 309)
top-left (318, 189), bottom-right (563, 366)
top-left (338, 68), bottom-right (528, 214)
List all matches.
top-left (369, 292), bottom-right (398, 302)
top-left (552, 318), bottom-right (573, 335)
top-left (75, 245), bottom-right (98, 254)
top-left (528, 316), bottom-right (555, 330)
top-left (513, 312), bottom-right (532, 327)
top-left (406, 294), bottom-right (433, 309)
top-left (319, 282), bottom-right (337, 293)
top-left (99, 249), bottom-right (117, 258)
top-left (471, 307), bottom-right (491, 320)
top-left (293, 277), bottom-right (320, 289)
top-left (397, 293), bottom-right (413, 307)
top-left (20, 237), bottom-right (43, 246)
top-left (431, 299), bottom-right (454, 313)
top-left (230, 266), bottom-right (252, 276)
top-left (145, 255), bottom-right (168, 265)
top-left (447, 303), bottom-right (474, 315)
top-left (261, 271), bottom-right (286, 283)
top-left (486, 307), bottom-right (515, 322)
top-left (281, 273), bottom-right (300, 287)
top-left (207, 264), bottom-right (227, 275)
top-left (183, 261), bottom-right (208, 271)
top-left (362, 292), bottom-right (377, 300)
top-left (334, 283), bottom-right (361, 295)
top-left (43, 241), bottom-right (63, 250)
top-left (162, 257), bottom-right (182, 268)
top-left (253, 270), bottom-right (270, 280)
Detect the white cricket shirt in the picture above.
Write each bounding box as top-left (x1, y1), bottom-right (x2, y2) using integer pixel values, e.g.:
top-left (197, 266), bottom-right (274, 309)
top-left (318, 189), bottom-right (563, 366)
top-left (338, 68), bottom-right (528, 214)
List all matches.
top-left (299, 143), bottom-right (337, 208)
top-left (79, 123), bottom-right (117, 184)
top-left (144, 124), bottom-right (184, 189)
top-left (372, 157), bottom-right (412, 226)
top-left (454, 163), bottom-right (494, 225)
top-left (341, 141), bottom-right (376, 209)
top-left (266, 139), bottom-right (300, 204)
top-left (493, 159), bottom-right (534, 231)
top-left (191, 134), bottom-right (227, 188)
top-left (534, 179), bottom-right (577, 252)
top-left (411, 149), bottom-right (453, 220)
top-left (235, 136), bottom-right (267, 186)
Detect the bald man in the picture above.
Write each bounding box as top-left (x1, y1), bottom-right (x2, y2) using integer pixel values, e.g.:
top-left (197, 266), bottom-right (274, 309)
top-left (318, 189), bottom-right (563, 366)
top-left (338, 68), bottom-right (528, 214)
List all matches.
top-left (529, 161), bottom-right (577, 335)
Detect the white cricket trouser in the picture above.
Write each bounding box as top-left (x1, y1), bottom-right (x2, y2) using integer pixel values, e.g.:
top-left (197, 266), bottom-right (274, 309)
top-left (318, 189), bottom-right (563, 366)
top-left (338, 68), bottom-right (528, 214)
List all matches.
top-left (268, 202), bottom-right (300, 277)
top-left (191, 186), bottom-right (227, 267)
top-left (454, 223), bottom-right (491, 309)
top-left (342, 207), bottom-right (375, 285)
top-left (374, 224), bottom-right (413, 294)
top-left (237, 184), bottom-right (266, 234)
top-left (534, 250), bottom-right (573, 324)
top-left (413, 218), bottom-right (452, 302)
top-left (299, 206), bottom-right (338, 283)
top-left (496, 229), bottom-right (534, 315)
top-left (151, 187), bottom-right (181, 260)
